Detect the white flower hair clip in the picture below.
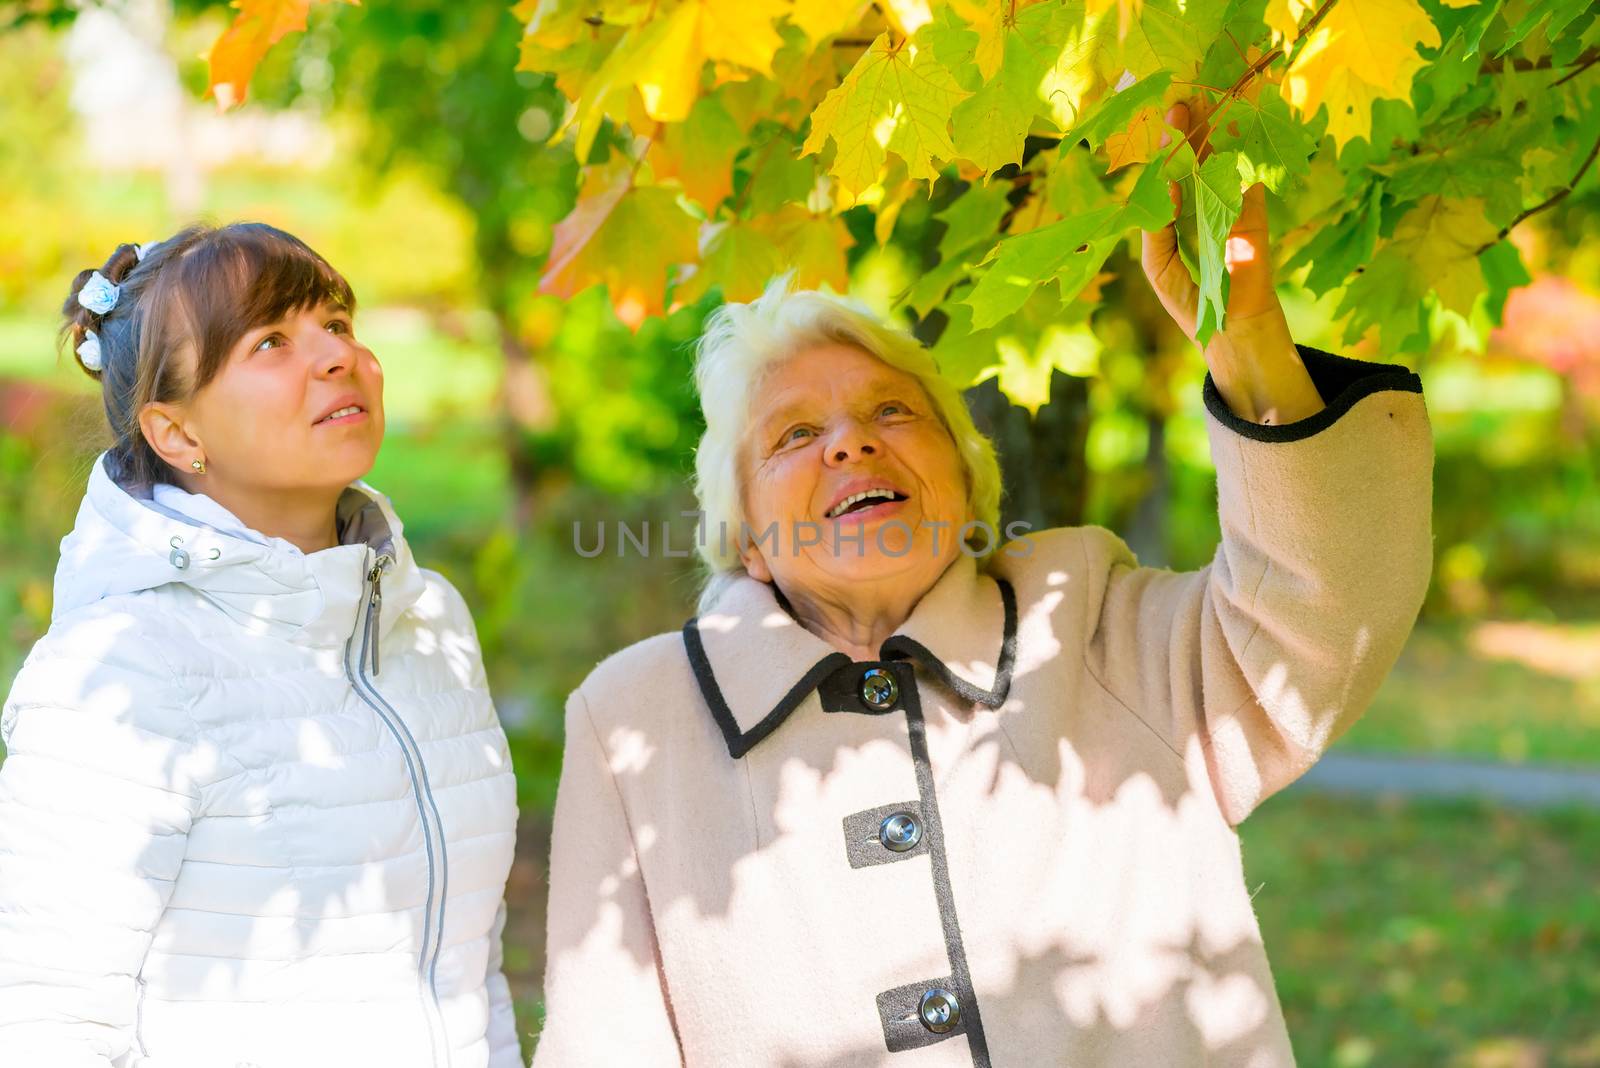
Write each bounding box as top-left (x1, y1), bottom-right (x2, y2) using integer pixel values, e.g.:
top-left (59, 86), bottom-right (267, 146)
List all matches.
top-left (77, 271), bottom-right (120, 315)
top-left (77, 328), bottom-right (104, 371)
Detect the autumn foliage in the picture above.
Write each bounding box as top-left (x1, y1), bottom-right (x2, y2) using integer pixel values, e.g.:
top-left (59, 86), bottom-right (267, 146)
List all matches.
top-left (205, 0), bottom-right (1600, 408)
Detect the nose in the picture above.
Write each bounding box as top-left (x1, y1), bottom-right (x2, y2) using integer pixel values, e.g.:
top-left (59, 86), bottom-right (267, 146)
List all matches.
top-left (310, 327), bottom-right (353, 378)
top-left (823, 416), bottom-right (879, 466)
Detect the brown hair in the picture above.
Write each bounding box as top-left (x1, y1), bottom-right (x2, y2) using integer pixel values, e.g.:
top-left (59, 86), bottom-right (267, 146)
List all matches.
top-left (59, 222), bottom-right (357, 487)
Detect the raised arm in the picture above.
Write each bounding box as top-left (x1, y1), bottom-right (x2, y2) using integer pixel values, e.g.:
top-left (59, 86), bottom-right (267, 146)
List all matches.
top-left (1082, 344), bottom-right (1433, 826)
top-left (529, 689), bottom-right (683, 1066)
top-left (0, 611), bottom-right (201, 1065)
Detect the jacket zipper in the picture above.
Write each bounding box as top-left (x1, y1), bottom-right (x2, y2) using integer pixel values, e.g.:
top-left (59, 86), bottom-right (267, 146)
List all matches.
top-left (344, 547), bottom-right (453, 1067)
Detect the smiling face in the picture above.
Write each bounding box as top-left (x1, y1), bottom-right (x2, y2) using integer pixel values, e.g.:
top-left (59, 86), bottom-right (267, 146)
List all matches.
top-left (142, 299), bottom-right (384, 498)
top-left (737, 341), bottom-right (969, 599)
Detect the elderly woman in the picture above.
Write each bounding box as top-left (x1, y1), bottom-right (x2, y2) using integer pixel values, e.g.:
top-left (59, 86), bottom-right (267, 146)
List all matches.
top-left (531, 115), bottom-right (1432, 1066)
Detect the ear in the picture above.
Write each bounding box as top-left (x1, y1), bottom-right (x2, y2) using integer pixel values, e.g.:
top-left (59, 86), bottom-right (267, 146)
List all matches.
top-left (138, 401), bottom-right (203, 475)
top-left (737, 525), bottom-right (773, 583)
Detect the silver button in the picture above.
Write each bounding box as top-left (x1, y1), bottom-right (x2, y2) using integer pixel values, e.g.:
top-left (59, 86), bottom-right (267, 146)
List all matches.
top-left (918, 987), bottom-right (960, 1032)
top-left (859, 667), bottom-right (899, 710)
top-left (879, 811), bottom-right (921, 852)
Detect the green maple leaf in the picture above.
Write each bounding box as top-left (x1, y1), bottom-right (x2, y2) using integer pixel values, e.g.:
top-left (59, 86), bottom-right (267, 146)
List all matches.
top-left (962, 205), bottom-right (1122, 329)
top-left (1209, 84), bottom-right (1316, 194)
top-left (802, 33), bottom-right (972, 197)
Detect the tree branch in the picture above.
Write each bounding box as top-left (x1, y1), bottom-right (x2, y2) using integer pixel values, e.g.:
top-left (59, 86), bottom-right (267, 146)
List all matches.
top-left (1474, 128), bottom-right (1600, 255)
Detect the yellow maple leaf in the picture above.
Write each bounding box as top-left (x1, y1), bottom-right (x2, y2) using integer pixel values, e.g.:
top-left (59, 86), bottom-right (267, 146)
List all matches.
top-left (205, 0), bottom-right (358, 109)
top-left (1104, 105), bottom-right (1162, 171)
top-left (788, 0), bottom-right (874, 46)
top-left (801, 34), bottom-right (972, 198)
top-left (1389, 195), bottom-right (1497, 317)
top-left (1083, 0), bottom-right (1143, 43)
top-left (1280, 0), bottom-right (1440, 148)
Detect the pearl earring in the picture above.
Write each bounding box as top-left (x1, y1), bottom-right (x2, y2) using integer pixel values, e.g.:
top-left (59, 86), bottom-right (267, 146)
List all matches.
top-left (192, 458), bottom-right (206, 474)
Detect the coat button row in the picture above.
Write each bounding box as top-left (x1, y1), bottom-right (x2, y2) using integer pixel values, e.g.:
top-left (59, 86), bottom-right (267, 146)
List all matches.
top-left (878, 811), bottom-right (922, 852)
top-left (918, 987), bottom-right (961, 1032)
top-left (859, 667), bottom-right (899, 710)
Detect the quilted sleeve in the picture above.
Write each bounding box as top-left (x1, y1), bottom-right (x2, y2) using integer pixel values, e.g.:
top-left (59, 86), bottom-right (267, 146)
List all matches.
top-left (0, 606), bottom-right (201, 1066)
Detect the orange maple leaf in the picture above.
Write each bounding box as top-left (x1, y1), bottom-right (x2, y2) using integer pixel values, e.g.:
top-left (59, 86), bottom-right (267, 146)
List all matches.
top-left (206, 0), bottom-right (359, 110)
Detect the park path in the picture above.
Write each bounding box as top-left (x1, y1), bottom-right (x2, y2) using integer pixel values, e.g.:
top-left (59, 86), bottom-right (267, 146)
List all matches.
top-left (1291, 750), bottom-right (1600, 809)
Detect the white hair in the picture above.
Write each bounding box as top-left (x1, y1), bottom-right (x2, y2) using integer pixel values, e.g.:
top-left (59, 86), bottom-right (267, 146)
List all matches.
top-left (690, 269), bottom-right (1002, 613)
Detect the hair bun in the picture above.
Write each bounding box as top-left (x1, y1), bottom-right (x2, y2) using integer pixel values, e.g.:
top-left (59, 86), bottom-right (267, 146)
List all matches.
top-left (102, 243), bottom-right (143, 286)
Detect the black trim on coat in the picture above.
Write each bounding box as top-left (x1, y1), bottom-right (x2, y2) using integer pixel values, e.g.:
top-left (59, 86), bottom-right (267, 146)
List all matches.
top-left (1202, 342), bottom-right (1423, 444)
top-left (896, 676), bottom-right (991, 1066)
top-left (682, 621), bottom-right (850, 759)
top-left (818, 659), bottom-right (912, 715)
top-left (880, 580), bottom-right (1016, 708)
top-left (682, 579), bottom-right (1018, 759)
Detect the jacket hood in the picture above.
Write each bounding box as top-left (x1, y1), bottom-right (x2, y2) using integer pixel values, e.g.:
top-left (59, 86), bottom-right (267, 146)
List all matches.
top-left (52, 451), bottom-right (428, 649)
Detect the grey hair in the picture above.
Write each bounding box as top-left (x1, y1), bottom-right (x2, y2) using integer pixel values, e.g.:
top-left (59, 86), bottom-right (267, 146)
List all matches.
top-left (689, 269), bottom-right (1002, 614)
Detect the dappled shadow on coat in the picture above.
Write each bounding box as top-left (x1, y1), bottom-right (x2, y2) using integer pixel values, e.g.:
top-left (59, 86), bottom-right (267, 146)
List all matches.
top-left (530, 564), bottom-right (1384, 1065)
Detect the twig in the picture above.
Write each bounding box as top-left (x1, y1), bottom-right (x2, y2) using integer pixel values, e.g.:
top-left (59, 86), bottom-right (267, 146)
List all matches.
top-left (1474, 128), bottom-right (1600, 254)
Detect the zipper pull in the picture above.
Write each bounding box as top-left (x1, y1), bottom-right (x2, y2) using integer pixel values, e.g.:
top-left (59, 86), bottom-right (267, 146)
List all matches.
top-left (366, 553), bottom-right (392, 677)
top-left (368, 586), bottom-right (383, 676)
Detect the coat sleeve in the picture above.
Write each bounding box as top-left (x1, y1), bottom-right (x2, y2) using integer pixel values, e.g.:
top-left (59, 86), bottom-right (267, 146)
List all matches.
top-left (529, 689), bottom-right (683, 1067)
top-left (0, 608), bottom-right (201, 1066)
top-left (1081, 343), bottom-right (1434, 827)
top-left (484, 897), bottom-right (525, 1067)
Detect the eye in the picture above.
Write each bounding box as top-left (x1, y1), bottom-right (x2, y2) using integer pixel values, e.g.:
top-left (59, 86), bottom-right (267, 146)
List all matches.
top-left (781, 425), bottom-right (814, 446)
top-left (326, 318), bottom-right (350, 335)
top-left (253, 333), bottom-right (285, 353)
top-left (878, 401), bottom-right (910, 418)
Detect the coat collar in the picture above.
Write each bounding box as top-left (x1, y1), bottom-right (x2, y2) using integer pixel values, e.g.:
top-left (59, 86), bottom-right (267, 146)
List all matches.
top-left (683, 553), bottom-right (1017, 759)
top-left (52, 451), bottom-right (427, 649)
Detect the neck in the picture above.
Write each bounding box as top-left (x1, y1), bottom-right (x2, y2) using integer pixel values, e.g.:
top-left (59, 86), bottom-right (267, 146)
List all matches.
top-left (176, 474), bottom-right (343, 555)
top-left (776, 578), bottom-right (927, 662)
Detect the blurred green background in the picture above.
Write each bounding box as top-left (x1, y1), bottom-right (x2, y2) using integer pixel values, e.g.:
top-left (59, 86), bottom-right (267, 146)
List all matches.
top-left (3, 4), bottom-right (1599, 1066)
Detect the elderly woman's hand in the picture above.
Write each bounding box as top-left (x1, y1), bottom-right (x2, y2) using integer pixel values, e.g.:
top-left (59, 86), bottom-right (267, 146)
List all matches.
top-left (1138, 97), bottom-right (1326, 426)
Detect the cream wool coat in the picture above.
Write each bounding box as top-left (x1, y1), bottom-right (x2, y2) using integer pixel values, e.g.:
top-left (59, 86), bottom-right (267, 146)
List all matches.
top-left (531, 345), bottom-right (1434, 1067)
top-left (0, 454), bottom-right (520, 1068)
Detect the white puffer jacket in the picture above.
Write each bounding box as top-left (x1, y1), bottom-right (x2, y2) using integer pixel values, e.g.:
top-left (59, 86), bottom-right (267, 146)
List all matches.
top-left (0, 453), bottom-right (522, 1068)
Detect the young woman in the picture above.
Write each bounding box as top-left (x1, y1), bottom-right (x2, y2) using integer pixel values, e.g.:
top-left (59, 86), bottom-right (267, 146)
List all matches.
top-left (0, 223), bottom-right (522, 1068)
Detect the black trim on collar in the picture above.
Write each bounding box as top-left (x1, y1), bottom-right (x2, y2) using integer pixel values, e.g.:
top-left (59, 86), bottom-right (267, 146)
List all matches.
top-left (683, 621), bottom-right (850, 759)
top-left (1202, 342), bottom-right (1422, 444)
top-left (683, 578), bottom-right (1019, 760)
top-left (881, 579), bottom-right (1016, 708)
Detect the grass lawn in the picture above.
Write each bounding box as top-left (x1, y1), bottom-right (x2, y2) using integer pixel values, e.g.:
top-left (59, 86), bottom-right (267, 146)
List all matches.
top-left (1242, 792), bottom-right (1600, 1067)
top-left (1342, 619), bottom-right (1600, 766)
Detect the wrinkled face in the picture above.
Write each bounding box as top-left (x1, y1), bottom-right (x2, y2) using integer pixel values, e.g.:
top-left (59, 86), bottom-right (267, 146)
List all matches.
top-left (737, 342), bottom-right (969, 597)
top-left (183, 300), bottom-right (384, 493)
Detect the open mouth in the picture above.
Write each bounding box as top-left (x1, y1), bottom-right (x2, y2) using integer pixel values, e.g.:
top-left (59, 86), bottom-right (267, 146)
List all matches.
top-left (826, 488), bottom-right (909, 519)
top-left (315, 405), bottom-right (366, 425)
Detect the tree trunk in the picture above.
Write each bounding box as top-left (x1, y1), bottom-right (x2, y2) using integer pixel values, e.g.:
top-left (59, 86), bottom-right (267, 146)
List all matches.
top-left (963, 372), bottom-right (1092, 535)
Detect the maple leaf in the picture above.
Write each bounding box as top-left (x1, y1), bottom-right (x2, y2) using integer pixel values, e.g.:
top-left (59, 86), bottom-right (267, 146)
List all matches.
top-left (801, 33), bottom-right (971, 197)
top-left (1276, 0), bottom-right (1441, 148)
top-left (949, 2), bottom-right (1071, 173)
top-left (538, 160), bottom-right (700, 330)
top-left (980, 321), bottom-right (1102, 415)
top-left (1336, 195), bottom-right (1497, 349)
top-left (750, 204), bottom-right (855, 291)
top-left (1104, 105), bottom-right (1163, 171)
top-left (205, 0), bottom-right (358, 109)
top-left (647, 94), bottom-right (744, 210)
top-left (674, 219), bottom-right (785, 303)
